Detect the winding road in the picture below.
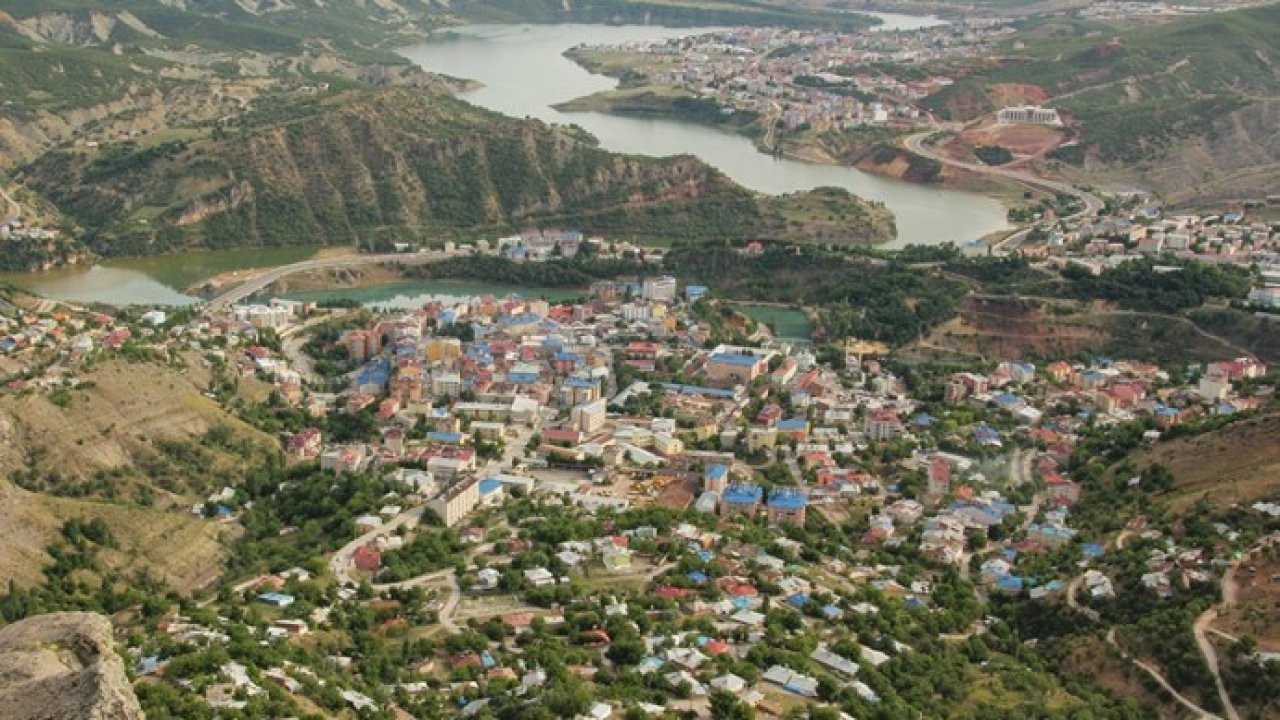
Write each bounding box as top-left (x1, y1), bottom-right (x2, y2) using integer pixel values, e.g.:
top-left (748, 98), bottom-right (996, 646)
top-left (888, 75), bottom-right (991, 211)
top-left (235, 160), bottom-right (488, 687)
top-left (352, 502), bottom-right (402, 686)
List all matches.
top-left (903, 131), bottom-right (1104, 255)
top-left (1192, 533), bottom-right (1280, 720)
top-left (1107, 627), bottom-right (1223, 719)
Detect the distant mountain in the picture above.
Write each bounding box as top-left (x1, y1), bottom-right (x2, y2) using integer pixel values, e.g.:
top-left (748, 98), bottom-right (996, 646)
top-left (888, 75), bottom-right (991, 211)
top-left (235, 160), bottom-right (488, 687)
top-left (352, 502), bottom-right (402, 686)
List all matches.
top-left (924, 4), bottom-right (1280, 202)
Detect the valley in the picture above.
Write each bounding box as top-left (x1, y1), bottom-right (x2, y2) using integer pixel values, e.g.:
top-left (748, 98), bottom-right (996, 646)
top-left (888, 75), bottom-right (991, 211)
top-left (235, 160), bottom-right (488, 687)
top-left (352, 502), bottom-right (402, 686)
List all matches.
top-left (2, 1), bottom-right (1280, 719)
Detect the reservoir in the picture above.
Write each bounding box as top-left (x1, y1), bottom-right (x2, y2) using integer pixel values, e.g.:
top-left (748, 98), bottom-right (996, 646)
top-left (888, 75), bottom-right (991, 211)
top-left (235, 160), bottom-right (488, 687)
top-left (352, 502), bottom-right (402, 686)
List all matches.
top-left (399, 17), bottom-right (1010, 248)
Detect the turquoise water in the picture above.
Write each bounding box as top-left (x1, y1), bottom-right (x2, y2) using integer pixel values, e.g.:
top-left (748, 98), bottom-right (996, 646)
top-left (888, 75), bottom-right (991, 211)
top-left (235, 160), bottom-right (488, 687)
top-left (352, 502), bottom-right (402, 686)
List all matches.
top-left (0, 246), bottom-right (323, 306)
top-left (738, 304), bottom-right (813, 342)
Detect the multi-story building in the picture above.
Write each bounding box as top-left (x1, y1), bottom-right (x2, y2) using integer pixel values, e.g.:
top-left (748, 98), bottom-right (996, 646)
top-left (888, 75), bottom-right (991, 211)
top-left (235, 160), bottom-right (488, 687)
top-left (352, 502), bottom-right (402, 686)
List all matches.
top-left (720, 483), bottom-right (763, 518)
top-left (703, 463), bottom-right (730, 494)
top-left (864, 410), bottom-right (903, 441)
top-left (571, 399), bottom-right (608, 434)
top-left (342, 329), bottom-right (372, 363)
top-left (766, 488), bottom-right (808, 525)
top-left (927, 457), bottom-right (951, 498)
top-left (428, 477), bottom-right (481, 527)
top-left (432, 372), bottom-right (463, 398)
top-left (641, 275), bottom-right (678, 302)
top-left (705, 352), bottom-right (767, 386)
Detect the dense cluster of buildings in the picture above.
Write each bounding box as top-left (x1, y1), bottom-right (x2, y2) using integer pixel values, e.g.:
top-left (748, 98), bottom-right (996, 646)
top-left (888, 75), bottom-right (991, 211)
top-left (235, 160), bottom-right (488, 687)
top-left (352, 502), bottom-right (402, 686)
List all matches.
top-left (7, 235), bottom-right (1277, 717)
top-left (1012, 203), bottom-right (1280, 307)
top-left (577, 20), bottom-right (1015, 133)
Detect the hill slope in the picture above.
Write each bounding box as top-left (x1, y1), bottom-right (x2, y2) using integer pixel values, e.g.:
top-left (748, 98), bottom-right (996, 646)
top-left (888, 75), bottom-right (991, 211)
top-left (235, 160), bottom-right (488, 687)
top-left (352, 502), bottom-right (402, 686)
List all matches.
top-left (0, 357), bottom-right (277, 589)
top-left (924, 4), bottom-right (1280, 200)
top-left (23, 88), bottom-right (895, 256)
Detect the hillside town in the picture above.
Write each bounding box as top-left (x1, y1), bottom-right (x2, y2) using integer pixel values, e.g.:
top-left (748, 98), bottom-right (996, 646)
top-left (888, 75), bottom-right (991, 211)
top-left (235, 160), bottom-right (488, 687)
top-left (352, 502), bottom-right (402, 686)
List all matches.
top-left (5, 257), bottom-right (1278, 718)
top-left (569, 20), bottom-right (1016, 132)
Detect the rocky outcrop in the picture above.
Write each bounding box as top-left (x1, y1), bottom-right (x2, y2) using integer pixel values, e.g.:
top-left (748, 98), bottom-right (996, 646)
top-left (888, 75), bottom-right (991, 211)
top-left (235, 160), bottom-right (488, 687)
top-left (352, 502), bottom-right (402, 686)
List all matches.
top-left (0, 612), bottom-right (144, 720)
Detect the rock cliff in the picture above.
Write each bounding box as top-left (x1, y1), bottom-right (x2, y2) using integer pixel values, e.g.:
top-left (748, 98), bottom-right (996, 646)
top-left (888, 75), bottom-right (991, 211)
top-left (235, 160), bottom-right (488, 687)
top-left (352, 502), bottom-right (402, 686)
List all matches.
top-left (0, 612), bottom-right (144, 720)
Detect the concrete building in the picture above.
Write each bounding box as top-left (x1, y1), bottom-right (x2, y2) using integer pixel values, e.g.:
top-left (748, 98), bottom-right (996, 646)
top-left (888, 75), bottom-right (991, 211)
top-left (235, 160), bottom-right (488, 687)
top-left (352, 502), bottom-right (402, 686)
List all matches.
top-left (428, 477), bottom-right (481, 527)
top-left (703, 463), bottom-right (730, 494)
top-left (342, 329), bottom-right (373, 363)
top-left (720, 483), bottom-right (763, 518)
top-left (766, 487), bottom-right (808, 525)
top-left (927, 457), bottom-right (951, 498)
top-left (641, 275), bottom-right (678, 302)
top-left (997, 105), bottom-right (1061, 125)
top-left (571, 399), bottom-right (608, 434)
top-left (233, 304), bottom-right (290, 329)
top-left (705, 352), bottom-right (767, 386)
top-left (864, 409), bottom-right (903, 441)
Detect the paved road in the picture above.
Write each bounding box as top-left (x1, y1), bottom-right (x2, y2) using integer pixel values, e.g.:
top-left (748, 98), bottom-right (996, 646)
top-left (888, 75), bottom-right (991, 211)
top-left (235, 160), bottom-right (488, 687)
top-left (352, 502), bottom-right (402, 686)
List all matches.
top-left (202, 249), bottom-right (464, 314)
top-left (329, 506), bottom-right (427, 587)
top-left (903, 132), bottom-right (1104, 255)
top-left (279, 311), bottom-right (348, 385)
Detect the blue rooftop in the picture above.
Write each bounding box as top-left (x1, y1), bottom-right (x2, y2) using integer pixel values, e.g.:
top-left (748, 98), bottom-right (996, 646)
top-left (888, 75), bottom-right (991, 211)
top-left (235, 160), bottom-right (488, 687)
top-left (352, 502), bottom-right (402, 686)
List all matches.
top-left (564, 377), bottom-right (597, 388)
top-left (974, 425), bottom-right (1001, 443)
top-left (786, 593), bottom-right (810, 608)
top-left (708, 353), bottom-right (761, 367)
top-left (768, 488), bottom-right (808, 510)
top-left (499, 313), bottom-right (541, 326)
top-left (705, 463), bottom-right (729, 480)
top-left (996, 576), bottom-right (1024, 592)
top-left (776, 418), bottom-right (808, 431)
top-left (687, 571), bottom-right (709, 584)
top-left (479, 478), bottom-right (502, 495)
top-left (722, 483), bottom-right (763, 505)
top-left (427, 431), bottom-right (463, 444)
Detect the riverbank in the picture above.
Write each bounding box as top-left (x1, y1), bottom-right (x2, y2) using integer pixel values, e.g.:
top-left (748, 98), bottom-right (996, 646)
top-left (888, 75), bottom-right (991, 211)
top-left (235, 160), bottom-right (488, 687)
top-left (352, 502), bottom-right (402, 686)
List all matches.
top-left (558, 82), bottom-right (1024, 198)
top-left (398, 24), bottom-right (1012, 248)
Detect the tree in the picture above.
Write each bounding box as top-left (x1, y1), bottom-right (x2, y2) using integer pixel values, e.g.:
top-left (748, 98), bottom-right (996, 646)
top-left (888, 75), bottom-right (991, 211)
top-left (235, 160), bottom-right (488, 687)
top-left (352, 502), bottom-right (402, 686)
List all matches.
top-left (709, 689), bottom-right (755, 720)
top-left (606, 635), bottom-right (646, 666)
